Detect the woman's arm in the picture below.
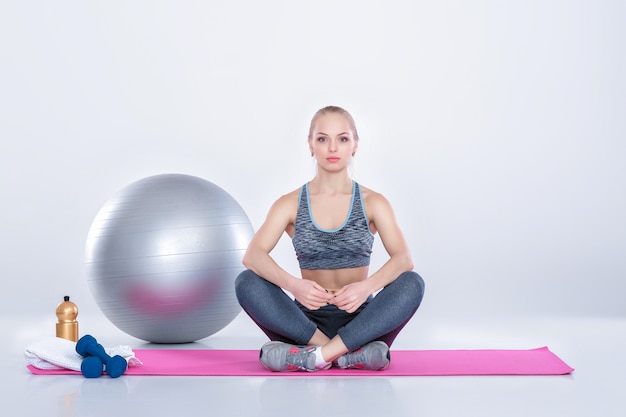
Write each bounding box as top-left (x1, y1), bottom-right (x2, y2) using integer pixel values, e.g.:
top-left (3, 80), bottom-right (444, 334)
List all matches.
top-left (242, 192), bottom-right (331, 309)
top-left (365, 190), bottom-right (414, 291)
top-left (332, 189), bottom-right (414, 313)
top-left (242, 193), bottom-right (297, 288)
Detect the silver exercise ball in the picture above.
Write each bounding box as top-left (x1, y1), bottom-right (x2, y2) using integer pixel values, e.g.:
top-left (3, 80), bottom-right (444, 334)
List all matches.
top-left (85, 174), bottom-right (254, 343)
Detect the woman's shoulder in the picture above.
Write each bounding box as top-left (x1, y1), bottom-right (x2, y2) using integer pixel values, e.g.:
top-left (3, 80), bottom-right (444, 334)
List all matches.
top-left (357, 183), bottom-right (383, 201)
top-left (357, 183), bottom-right (393, 212)
top-left (278, 186), bottom-right (301, 201)
top-left (269, 186), bottom-right (302, 213)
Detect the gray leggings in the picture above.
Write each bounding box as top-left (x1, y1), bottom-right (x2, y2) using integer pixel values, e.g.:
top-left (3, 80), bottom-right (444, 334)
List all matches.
top-left (235, 270), bottom-right (425, 351)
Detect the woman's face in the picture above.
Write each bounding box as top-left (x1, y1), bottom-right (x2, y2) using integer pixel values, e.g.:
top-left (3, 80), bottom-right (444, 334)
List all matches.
top-left (309, 112), bottom-right (358, 171)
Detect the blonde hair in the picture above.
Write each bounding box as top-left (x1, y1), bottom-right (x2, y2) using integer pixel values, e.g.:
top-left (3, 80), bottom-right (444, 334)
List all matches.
top-left (308, 105), bottom-right (359, 141)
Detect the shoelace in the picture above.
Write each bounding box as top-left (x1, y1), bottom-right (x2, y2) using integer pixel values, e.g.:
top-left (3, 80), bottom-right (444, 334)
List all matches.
top-left (343, 348), bottom-right (366, 368)
top-left (285, 346), bottom-right (315, 371)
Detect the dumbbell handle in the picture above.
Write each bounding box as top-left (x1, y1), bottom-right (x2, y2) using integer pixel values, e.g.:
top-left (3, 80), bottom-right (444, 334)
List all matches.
top-left (76, 334), bottom-right (127, 378)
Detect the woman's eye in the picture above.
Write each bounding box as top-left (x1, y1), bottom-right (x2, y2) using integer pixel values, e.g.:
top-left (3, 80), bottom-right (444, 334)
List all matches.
top-left (317, 137), bottom-right (327, 142)
top-left (340, 137), bottom-right (349, 142)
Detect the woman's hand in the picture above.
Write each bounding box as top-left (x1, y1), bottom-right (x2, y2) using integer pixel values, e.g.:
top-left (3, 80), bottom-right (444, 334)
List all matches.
top-left (289, 279), bottom-right (333, 310)
top-left (331, 281), bottom-right (372, 313)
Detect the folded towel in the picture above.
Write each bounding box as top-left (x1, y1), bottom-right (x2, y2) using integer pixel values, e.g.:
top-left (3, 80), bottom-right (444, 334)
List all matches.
top-left (25, 337), bottom-right (142, 371)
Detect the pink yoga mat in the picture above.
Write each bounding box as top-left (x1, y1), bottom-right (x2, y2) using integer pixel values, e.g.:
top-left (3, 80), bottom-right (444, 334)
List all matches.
top-left (27, 346), bottom-right (573, 376)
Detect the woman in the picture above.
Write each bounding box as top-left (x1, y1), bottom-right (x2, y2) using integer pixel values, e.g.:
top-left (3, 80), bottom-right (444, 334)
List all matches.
top-left (235, 105), bottom-right (425, 372)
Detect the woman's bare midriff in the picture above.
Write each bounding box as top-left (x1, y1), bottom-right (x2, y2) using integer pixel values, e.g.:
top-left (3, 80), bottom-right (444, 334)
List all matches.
top-left (301, 265), bottom-right (369, 293)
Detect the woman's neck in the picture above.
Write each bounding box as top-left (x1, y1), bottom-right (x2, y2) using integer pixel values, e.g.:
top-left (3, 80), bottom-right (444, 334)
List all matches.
top-left (309, 172), bottom-right (353, 194)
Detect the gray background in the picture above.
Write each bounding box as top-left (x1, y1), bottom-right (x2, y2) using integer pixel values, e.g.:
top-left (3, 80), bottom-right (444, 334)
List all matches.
top-left (1, 0), bottom-right (624, 327)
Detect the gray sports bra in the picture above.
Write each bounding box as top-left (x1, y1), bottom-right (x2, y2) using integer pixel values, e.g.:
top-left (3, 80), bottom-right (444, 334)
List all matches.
top-left (292, 181), bottom-right (374, 270)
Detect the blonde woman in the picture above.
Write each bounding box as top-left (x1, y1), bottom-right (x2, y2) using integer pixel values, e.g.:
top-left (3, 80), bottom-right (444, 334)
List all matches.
top-left (236, 106), bottom-right (425, 371)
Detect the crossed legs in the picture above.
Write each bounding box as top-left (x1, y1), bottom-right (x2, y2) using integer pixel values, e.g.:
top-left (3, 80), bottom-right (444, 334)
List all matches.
top-left (235, 269), bottom-right (425, 367)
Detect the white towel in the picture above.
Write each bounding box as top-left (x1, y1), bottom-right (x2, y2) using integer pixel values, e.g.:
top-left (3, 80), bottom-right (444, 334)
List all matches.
top-left (25, 337), bottom-right (143, 371)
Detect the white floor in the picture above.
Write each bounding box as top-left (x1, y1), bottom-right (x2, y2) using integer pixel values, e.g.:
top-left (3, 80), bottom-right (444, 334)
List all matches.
top-left (6, 312), bottom-right (625, 417)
